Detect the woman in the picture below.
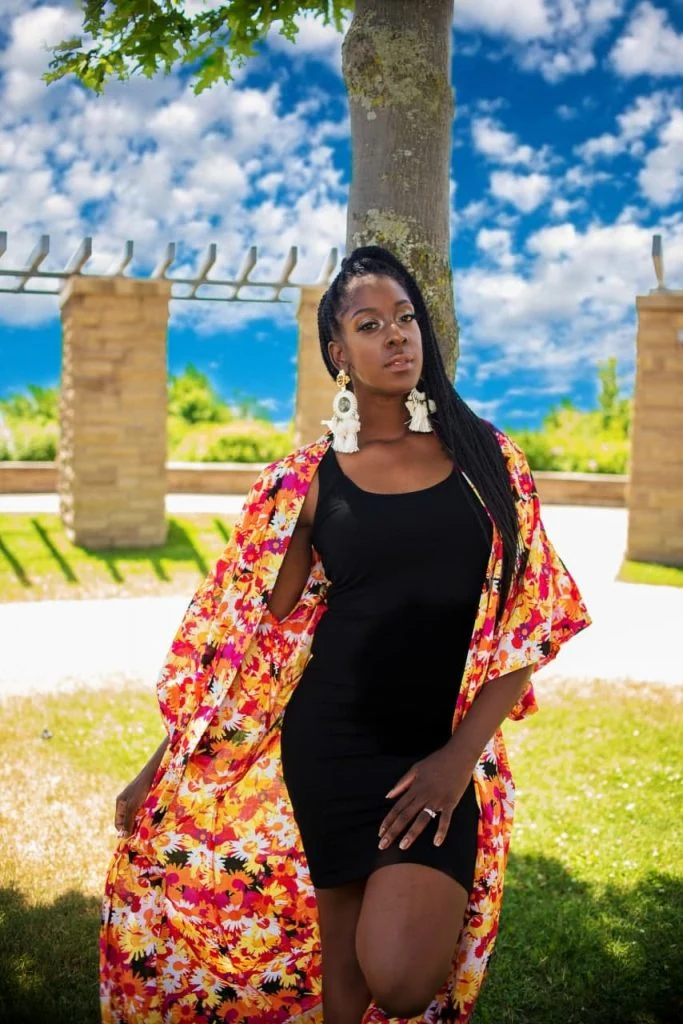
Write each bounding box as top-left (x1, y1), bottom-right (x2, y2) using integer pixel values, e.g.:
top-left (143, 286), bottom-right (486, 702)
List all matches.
top-left (105, 246), bottom-right (591, 1024)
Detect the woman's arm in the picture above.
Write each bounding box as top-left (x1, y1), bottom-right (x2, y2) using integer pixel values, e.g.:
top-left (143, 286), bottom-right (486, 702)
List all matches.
top-left (266, 472), bottom-right (318, 622)
top-left (444, 664), bottom-right (534, 768)
top-left (115, 735), bottom-right (169, 836)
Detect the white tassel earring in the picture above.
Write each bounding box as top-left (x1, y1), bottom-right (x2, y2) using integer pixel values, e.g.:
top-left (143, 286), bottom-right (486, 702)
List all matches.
top-left (405, 386), bottom-right (436, 433)
top-left (321, 369), bottom-right (361, 453)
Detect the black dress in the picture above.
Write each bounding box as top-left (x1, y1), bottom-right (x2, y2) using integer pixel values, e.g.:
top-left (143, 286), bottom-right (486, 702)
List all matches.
top-left (280, 444), bottom-right (493, 892)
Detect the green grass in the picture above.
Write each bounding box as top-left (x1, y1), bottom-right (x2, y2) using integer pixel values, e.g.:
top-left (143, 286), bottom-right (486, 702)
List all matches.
top-left (0, 513), bottom-right (234, 602)
top-left (618, 558), bottom-right (683, 588)
top-left (0, 683), bottom-right (680, 1023)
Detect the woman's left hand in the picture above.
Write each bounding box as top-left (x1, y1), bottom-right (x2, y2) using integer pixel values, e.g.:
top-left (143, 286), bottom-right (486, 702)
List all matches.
top-left (378, 743), bottom-right (475, 850)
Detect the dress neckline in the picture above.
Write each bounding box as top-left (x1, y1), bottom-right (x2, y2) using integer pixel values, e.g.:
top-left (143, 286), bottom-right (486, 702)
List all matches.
top-left (329, 448), bottom-right (457, 497)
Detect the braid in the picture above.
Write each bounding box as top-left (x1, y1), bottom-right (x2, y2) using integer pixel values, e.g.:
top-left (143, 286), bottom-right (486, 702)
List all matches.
top-left (317, 245), bottom-right (525, 620)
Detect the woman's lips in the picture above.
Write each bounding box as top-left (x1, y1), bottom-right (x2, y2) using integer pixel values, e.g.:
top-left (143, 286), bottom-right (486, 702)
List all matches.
top-left (385, 358), bottom-right (414, 372)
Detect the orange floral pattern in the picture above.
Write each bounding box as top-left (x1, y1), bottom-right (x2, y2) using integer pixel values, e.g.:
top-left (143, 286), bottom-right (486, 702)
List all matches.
top-left (100, 426), bottom-right (591, 1023)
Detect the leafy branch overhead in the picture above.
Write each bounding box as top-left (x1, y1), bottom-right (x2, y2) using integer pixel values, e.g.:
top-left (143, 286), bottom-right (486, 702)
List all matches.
top-left (44, 0), bottom-right (353, 94)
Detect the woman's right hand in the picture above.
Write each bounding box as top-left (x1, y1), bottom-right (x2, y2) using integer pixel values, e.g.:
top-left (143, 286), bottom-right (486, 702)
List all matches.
top-left (114, 771), bottom-right (154, 838)
top-left (114, 735), bottom-right (170, 838)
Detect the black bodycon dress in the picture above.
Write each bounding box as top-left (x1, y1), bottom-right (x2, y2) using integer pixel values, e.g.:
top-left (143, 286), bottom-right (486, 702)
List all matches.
top-left (279, 445), bottom-right (493, 892)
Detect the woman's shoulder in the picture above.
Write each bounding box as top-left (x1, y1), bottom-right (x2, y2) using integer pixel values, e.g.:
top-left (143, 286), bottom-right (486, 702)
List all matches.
top-left (247, 431), bottom-right (333, 497)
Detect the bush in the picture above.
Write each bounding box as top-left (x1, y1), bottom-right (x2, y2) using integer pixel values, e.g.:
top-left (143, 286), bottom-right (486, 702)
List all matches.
top-left (168, 365), bottom-right (233, 424)
top-left (168, 420), bottom-right (294, 463)
top-left (0, 421), bottom-right (58, 461)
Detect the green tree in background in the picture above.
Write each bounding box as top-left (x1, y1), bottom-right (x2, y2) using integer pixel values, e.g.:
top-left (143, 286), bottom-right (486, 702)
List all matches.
top-left (598, 355), bottom-right (631, 436)
top-left (0, 384), bottom-right (59, 423)
top-left (45, 0), bottom-right (460, 377)
top-left (506, 357), bottom-right (632, 474)
top-left (168, 364), bottom-right (230, 424)
top-left (2, 360), bottom-right (633, 470)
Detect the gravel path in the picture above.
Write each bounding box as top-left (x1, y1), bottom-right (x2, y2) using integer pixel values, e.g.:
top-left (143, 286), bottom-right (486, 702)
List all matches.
top-left (1, 502), bottom-right (681, 698)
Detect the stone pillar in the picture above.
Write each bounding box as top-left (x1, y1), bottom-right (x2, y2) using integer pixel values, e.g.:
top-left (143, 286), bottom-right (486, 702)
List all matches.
top-left (58, 276), bottom-right (172, 549)
top-left (294, 285), bottom-right (332, 447)
top-left (626, 290), bottom-right (683, 567)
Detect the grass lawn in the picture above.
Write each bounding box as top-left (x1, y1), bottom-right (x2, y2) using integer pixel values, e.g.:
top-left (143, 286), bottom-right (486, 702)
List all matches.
top-left (0, 682), bottom-right (681, 1023)
top-left (618, 558), bottom-right (683, 588)
top-left (0, 513), bottom-right (233, 602)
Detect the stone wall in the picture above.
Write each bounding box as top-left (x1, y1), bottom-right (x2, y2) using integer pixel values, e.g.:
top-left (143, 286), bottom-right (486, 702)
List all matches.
top-left (1, 460), bottom-right (628, 507)
top-left (626, 291), bottom-right (683, 566)
top-left (58, 276), bottom-right (171, 548)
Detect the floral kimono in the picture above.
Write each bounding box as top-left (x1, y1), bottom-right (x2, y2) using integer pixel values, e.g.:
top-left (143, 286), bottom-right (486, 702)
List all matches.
top-left (100, 426), bottom-right (591, 1024)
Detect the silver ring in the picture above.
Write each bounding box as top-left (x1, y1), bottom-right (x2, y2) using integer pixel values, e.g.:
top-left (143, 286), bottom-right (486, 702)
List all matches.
top-left (423, 807), bottom-right (438, 819)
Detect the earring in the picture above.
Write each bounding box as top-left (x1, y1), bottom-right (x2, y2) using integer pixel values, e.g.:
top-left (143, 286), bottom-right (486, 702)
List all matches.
top-left (321, 369), bottom-right (361, 453)
top-left (405, 386), bottom-right (436, 433)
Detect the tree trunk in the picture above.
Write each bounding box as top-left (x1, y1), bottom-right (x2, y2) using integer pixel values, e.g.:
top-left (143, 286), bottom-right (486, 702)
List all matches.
top-left (342, 0), bottom-right (457, 379)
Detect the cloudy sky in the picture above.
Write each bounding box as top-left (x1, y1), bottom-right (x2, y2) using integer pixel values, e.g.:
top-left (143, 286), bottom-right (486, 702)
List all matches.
top-left (1, 0), bottom-right (682, 429)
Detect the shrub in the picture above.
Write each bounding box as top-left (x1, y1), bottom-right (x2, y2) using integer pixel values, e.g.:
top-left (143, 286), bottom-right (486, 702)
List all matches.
top-left (0, 421), bottom-right (58, 461)
top-left (168, 365), bottom-right (232, 424)
top-left (168, 420), bottom-right (294, 463)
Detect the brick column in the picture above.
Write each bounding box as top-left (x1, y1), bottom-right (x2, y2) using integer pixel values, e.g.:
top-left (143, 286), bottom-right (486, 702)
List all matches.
top-left (58, 276), bottom-right (172, 549)
top-left (294, 285), bottom-right (332, 447)
top-left (626, 290), bottom-right (683, 567)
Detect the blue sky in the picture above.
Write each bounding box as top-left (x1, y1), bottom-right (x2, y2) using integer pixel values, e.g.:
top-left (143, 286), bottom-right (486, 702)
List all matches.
top-left (0, 0), bottom-right (682, 430)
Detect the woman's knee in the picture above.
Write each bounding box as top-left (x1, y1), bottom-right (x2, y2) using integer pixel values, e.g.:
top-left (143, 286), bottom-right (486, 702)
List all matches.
top-left (366, 970), bottom-right (438, 1020)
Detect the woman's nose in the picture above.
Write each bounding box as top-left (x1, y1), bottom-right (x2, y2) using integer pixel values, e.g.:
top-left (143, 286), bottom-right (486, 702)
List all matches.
top-left (386, 320), bottom-right (406, 343)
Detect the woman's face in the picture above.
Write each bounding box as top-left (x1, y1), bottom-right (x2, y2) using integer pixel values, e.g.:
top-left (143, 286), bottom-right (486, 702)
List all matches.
top-left (329, 274), bottom-right (423, 394)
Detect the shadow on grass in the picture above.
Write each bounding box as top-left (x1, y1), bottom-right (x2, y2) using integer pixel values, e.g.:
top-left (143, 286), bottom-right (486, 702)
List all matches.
top-left (30, 518), bottom-right (78, 583)
top-left (476, 853), bottom-right (682, 1024)
top-left (213, 517), bottom-right (231, 545)
top-left (0, 887), bottom-right (100, 1024)
top-left (82, 518), bottom-right (210, 582)
top-left (0, 853), bottom-right (680, 1024)
top-left (0, 535), bottom-right (31, 587)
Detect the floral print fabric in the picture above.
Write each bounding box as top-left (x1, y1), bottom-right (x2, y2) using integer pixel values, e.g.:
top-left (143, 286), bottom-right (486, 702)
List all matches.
top-left (100, 427), bottom-right (591, 1023)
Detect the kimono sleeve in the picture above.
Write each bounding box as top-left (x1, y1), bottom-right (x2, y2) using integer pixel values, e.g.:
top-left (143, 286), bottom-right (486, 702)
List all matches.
top-left (155, 461), bottom-right (278, 740)
top-left (486, 443), bottom-right (592, 697)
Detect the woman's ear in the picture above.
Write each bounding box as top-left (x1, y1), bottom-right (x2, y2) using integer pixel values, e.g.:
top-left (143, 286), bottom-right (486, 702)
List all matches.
top-left (328, 339), bottom-right (345, 374)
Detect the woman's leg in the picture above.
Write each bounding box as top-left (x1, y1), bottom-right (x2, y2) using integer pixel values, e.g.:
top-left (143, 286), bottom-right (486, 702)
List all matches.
top-left (315, 878), bottom-right (373, 1024)
top-left (356, 863), bottom-right (469, 1019)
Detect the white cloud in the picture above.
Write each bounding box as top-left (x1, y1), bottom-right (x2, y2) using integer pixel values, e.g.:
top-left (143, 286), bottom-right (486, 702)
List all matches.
top-left (457, 214), bottom-right (683, 386)
top-left (471, 117), bottom-right (548, 167)
top-left (490, 171), bottom-right (552, 212)
top-left (610, 2), bottom-right (683, 78)
top-left (550, 196), bottom-right (585, 219)
top-left (454, 0), bottom-right (550, 42)
top-left (638, 109), bottom-right (683, 206)
top-left (266, 10), bottom-right (347, 72)
top-left (575, 90), bottom-right (673, 163)
top-left (617, 92), bottom-right (670, 140)
top-left (572, 91), bottom-right (681, 208)
top-left (526, 223), bottom-right (579, 259)
top-left (576, 133), bottom-right (624, 161)
top-left (0, 6), bottom-right (348, 329)
top-left (0, 3), bottom-right (82, 110)
top-left (476, 227), bottom-right (517, 268)
top-left (459, 0), bottom-right (626, 82)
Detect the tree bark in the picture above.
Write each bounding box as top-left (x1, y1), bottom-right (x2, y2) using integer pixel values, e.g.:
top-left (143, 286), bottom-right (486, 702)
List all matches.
top-left (342, 0), bottom-right (457, 379)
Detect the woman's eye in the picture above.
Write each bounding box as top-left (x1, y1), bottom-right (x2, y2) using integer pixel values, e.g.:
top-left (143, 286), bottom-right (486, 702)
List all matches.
top-left (358, 321), bottom-right (377, 332)
top-left (401, 312), bottom-right (416, 322)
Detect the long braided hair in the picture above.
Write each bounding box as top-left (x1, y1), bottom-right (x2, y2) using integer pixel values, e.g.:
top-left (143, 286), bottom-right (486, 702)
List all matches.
top-left (316, 244), bottom-right (526, 620)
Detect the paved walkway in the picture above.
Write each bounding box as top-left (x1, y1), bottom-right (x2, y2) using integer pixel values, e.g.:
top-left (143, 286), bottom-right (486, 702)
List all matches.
top-left (1, 497), bottom-right (681, 698)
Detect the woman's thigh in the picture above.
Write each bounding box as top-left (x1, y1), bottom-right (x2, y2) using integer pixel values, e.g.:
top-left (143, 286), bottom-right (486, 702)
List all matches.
top-left (355, 863), bottom-right (468, 1017)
